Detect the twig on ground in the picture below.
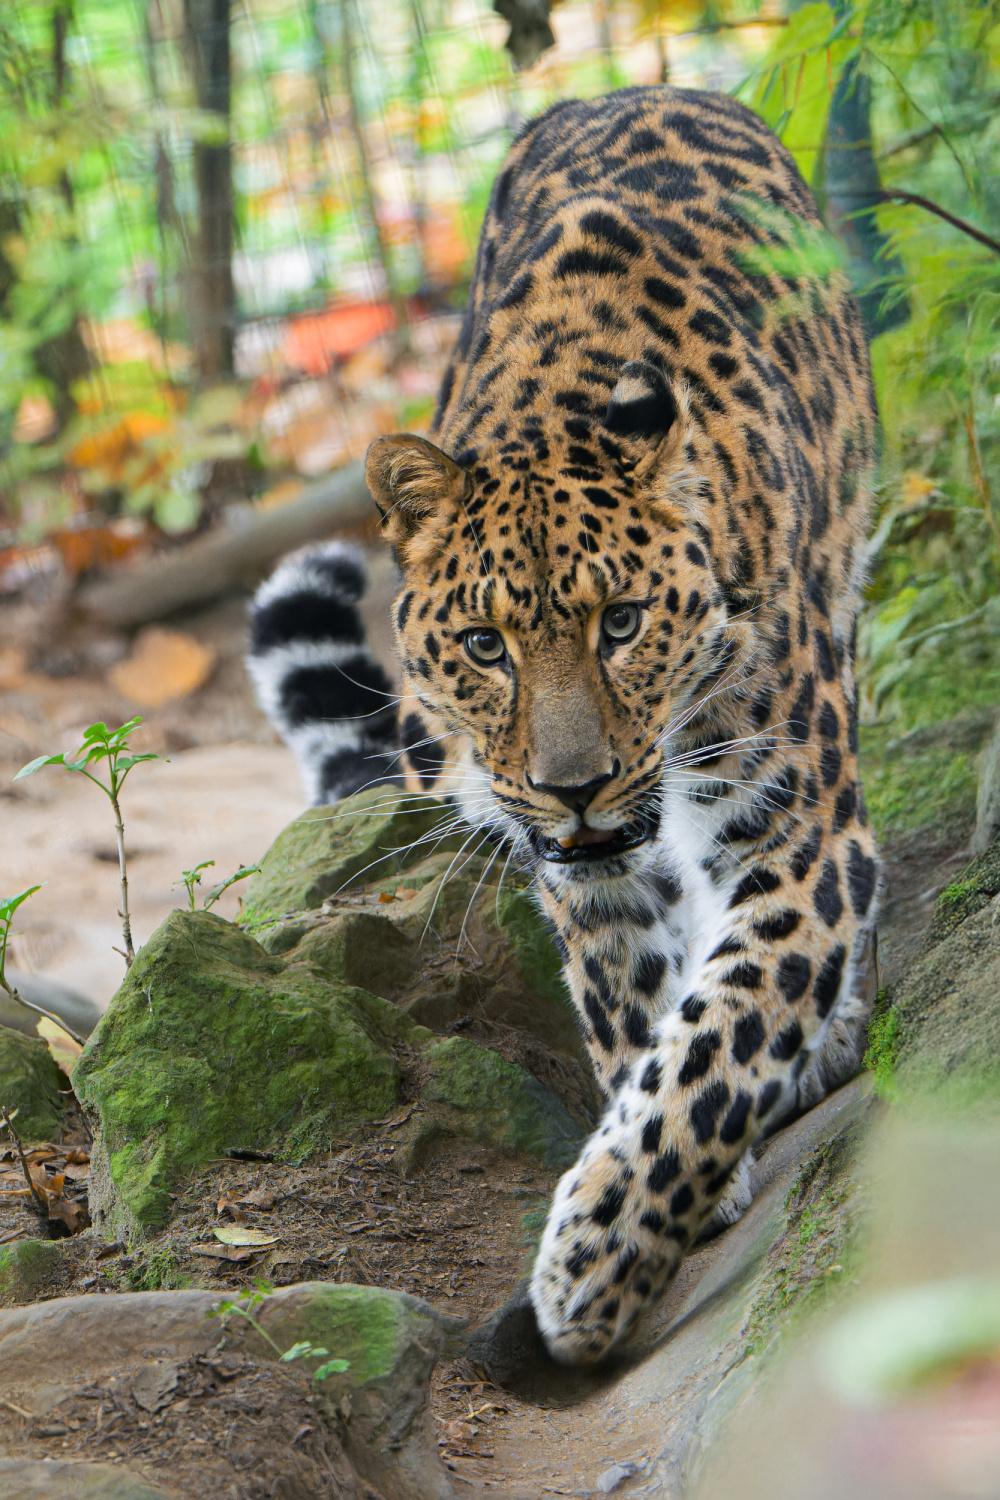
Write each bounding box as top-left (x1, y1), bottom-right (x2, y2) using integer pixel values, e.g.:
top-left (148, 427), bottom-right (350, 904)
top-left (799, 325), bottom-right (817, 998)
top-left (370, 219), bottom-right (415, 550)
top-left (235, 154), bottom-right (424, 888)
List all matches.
top-left (0, 1105), bottom-right (47, 1216)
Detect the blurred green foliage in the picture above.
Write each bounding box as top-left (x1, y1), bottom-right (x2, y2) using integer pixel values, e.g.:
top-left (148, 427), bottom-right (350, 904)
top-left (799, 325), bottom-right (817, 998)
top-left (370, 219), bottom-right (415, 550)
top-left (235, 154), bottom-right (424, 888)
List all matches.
top-left (0, 1), bottom-right (998, 823)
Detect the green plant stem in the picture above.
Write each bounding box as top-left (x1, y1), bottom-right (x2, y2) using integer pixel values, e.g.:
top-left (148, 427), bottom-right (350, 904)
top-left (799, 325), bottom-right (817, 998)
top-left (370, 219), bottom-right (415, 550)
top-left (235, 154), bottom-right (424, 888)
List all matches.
top-left (223, 1302), bottom-right (284, 1357)
top-left (110, 788), bottom-right (134, 967)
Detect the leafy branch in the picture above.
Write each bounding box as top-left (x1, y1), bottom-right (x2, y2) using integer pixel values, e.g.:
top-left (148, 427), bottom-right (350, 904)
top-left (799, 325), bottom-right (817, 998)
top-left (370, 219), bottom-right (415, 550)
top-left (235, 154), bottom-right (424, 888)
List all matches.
top-left (15, 718), bottom-right (161, 970)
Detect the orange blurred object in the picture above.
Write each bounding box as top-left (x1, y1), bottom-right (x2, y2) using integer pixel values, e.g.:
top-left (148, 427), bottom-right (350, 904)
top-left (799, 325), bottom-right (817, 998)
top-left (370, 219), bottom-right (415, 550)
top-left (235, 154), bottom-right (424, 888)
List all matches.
top-left (109, 626), bottom-right (217, 707)
top-left (70, 411), bottom-right (172, 481)
top-left (49, 517), bottom-right (150, 577)
top-left (283, 301), bottom-right (397, 376)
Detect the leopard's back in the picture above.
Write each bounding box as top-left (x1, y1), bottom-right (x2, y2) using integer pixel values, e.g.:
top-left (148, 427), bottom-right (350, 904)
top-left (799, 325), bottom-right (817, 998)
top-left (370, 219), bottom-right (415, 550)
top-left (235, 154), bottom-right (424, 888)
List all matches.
top-left (433, 85), bottom-right (876, 652)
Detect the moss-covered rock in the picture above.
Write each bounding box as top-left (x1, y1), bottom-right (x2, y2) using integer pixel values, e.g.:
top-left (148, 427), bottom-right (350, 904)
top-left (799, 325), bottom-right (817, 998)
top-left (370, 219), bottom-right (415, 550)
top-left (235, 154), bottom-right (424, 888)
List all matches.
top-left (0, 1025), bottom-right (65, 1140)
top-left (74, 869), bottom-right (584, 1235)
top-left (923, 835), bottom-right (1000, 947)
top-left (0, 1239), bottom-right (61, 1308)
top-left (240, 787), bottom-right (463, 927)
top-left (893, 891), bottom-right (1000, 1109)
top-left (423, 1036), bottom-right (582, 1166)
top-left (73, 908), bottom-right (424, 1236)
top-left (885, 832), bottom-right (1000, 1109)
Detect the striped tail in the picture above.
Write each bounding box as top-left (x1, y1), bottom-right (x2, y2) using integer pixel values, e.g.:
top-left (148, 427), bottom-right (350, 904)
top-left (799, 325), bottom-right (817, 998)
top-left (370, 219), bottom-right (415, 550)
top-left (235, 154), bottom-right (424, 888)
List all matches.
top-left (246, 542), bottom-right (403, 806)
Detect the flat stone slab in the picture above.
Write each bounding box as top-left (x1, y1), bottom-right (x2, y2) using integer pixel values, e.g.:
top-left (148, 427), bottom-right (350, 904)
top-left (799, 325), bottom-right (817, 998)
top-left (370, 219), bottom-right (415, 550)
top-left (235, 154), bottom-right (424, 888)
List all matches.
top-left (0, 1281), bottom-right (460, 1500)
top-left (0, 1460), bottom-right (175, 1500)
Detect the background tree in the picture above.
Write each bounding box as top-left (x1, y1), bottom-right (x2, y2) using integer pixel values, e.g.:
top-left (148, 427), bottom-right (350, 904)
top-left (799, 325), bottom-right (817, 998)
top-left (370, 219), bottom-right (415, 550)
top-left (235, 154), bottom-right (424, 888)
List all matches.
top-left (182, 0), bottom-right (235, 378)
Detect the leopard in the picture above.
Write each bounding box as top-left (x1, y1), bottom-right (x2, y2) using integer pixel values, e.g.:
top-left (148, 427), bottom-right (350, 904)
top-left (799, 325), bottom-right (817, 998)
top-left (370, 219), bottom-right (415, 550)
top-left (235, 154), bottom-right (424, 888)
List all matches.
top-left (247, 83), bottom-right (881, 1368)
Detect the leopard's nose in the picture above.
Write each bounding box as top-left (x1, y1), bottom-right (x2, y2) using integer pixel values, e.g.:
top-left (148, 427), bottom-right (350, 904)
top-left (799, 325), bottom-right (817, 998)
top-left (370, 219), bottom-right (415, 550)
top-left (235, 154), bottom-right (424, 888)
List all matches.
top-left (527, 763), bottom-right (619, 816)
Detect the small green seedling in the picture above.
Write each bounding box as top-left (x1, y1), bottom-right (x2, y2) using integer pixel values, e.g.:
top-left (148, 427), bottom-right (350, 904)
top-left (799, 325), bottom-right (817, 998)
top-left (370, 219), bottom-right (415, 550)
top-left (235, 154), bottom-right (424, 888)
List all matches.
top-left (15, 718), bottom-right (161, 969)
top-left (176, 861), bottom-right (216, 910)
top-left (175, 861), bottom-right (260, 912)
top-left (203, 863), bottom-right (260, 911)
top-left (208, 1282), bottom-right (350, 1380)
top-left (0, 885), bottom-right (85, 1045)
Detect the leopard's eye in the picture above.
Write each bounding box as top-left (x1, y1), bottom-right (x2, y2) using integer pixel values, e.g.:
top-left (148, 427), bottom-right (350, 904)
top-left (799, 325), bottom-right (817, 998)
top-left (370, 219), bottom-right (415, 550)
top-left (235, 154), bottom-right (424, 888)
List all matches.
top-left (601, 603), bottom-right (641, 646)
top-left (463, 627), bottom-right (507, 666)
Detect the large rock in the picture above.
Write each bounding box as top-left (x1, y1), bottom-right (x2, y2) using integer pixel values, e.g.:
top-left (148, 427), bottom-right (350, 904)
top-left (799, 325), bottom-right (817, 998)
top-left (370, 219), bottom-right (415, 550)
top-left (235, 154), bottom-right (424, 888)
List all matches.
top-left (0, 1025), bottom-right (65, 1140)
top-left (0, 1280), bottom-right (458, 1499)
top-left (73, 789), bottom-right (586, 1236)
top-left (0, 1241), bottom-right (62, 1310)
top-left (73, 909), bottom-right (418, 1237)
top-left (240, 788), bottom-right (463, 922)
top-left (893, 835), bottom-right (1000, 1103)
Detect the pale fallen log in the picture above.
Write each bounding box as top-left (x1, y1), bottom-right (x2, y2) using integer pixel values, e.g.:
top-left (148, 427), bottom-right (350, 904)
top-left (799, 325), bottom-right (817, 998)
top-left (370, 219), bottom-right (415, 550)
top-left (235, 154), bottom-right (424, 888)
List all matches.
top-left (78, 460), bottom-right (371, 627)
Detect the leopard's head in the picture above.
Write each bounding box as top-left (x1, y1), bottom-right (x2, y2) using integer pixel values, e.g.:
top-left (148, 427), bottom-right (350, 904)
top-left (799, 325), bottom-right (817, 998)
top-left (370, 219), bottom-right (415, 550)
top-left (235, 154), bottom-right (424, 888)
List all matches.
top-left (368, 362), bottom-right (752, 873)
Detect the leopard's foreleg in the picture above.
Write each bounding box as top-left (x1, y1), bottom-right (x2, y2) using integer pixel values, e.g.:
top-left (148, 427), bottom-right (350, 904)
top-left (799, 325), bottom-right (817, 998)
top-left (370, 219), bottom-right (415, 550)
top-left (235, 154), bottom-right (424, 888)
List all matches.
top-left (529, 828), bottom-right (877, 1365)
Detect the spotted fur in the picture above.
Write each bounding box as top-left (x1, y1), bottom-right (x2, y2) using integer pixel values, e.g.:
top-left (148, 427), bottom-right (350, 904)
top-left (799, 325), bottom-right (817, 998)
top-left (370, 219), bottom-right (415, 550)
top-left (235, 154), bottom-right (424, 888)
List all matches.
top-left (252, 85), bottom-right (880, 1366)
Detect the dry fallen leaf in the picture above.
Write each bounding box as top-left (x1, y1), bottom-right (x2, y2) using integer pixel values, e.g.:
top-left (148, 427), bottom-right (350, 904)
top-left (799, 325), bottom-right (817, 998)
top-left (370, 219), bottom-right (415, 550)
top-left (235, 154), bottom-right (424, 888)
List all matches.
top-left (236, 1187), bottom-right (276, 1209)
top-left (109, 627), bottom-right (216, 708)
top-left (439, 1420), bottom-right (478, 1443)
top-left (213, 1225), bottom-right (280, 1248)
top-left (191, 1243), bottom-right (256, 1262)
top-left (36, 1017), bottom-right (83, 1076)
top-left (48, 1196), bottom-right (85, 1233)
top-left (216, 1196), bottom-right (248, 1223)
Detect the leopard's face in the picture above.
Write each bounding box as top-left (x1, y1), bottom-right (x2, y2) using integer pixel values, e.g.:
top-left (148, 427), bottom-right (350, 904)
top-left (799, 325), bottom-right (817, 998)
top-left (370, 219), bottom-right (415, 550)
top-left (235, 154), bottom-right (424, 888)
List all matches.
top-left (368, 380), bottom-right (739, 873)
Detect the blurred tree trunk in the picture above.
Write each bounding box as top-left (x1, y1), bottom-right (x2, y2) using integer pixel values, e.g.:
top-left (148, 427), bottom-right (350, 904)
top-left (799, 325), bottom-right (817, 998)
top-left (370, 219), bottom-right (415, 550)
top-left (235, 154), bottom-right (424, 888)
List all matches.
top-left (33, 0), bottom-right (92, 429)
top-left (340, 0), bottom-right (409, 346)
top-left (182, 0), bottom-right (234, 378)
top-left (821, 58), bottom-right (910, 339)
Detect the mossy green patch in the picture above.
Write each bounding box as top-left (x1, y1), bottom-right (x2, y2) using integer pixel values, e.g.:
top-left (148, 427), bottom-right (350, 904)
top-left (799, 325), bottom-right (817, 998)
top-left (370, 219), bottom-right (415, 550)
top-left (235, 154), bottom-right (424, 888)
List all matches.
top-left (254, 1283), bottom-right (416, 1387)
top-left (0, 1237), bottom-right (61, 1306)
top-left (241, 787), bottom-right (462, 928)
top-left (72, 909), bottom-right (417, 1235)
top-left (124, 1245), bottom-right (189, 1291)
top-left (742, 1132), bottom-right (863, 1361)
top-left (0, 1024), bottom-right (65, 1139)
top-left (924, 837), bottom-right (1000, 946)
top-left (495, 885), bottom-right (571, 1014)
top-left (862, 991), bottom-right (901, 1101)
top-left (424, 1035), bottom-right (582, 1166)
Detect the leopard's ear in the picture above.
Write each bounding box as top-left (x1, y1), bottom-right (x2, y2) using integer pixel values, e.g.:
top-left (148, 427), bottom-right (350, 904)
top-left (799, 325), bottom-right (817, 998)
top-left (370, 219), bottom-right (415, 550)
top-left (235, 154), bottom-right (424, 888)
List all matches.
top-left (366, 434), bottom-right (470, 563)
top-left (603, 361), bottom-right (684, 478)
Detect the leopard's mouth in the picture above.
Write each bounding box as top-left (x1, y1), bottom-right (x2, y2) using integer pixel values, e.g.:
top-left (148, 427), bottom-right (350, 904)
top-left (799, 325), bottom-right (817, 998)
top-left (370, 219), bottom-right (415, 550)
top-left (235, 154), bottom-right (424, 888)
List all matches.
top-left (531, 817), bottom-right (655, 865)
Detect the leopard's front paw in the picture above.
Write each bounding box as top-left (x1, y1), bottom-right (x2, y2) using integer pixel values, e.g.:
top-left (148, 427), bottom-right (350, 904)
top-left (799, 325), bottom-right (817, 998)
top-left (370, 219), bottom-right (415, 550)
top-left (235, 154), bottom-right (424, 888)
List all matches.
top-left (528, 1131), bottom-right (683, 1366)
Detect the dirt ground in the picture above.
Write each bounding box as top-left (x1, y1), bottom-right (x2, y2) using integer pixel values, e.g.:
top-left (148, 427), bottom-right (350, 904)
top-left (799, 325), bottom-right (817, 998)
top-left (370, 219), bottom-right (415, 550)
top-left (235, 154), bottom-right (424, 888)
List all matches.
top-left (1, 591), bottom-right (306, 1011)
